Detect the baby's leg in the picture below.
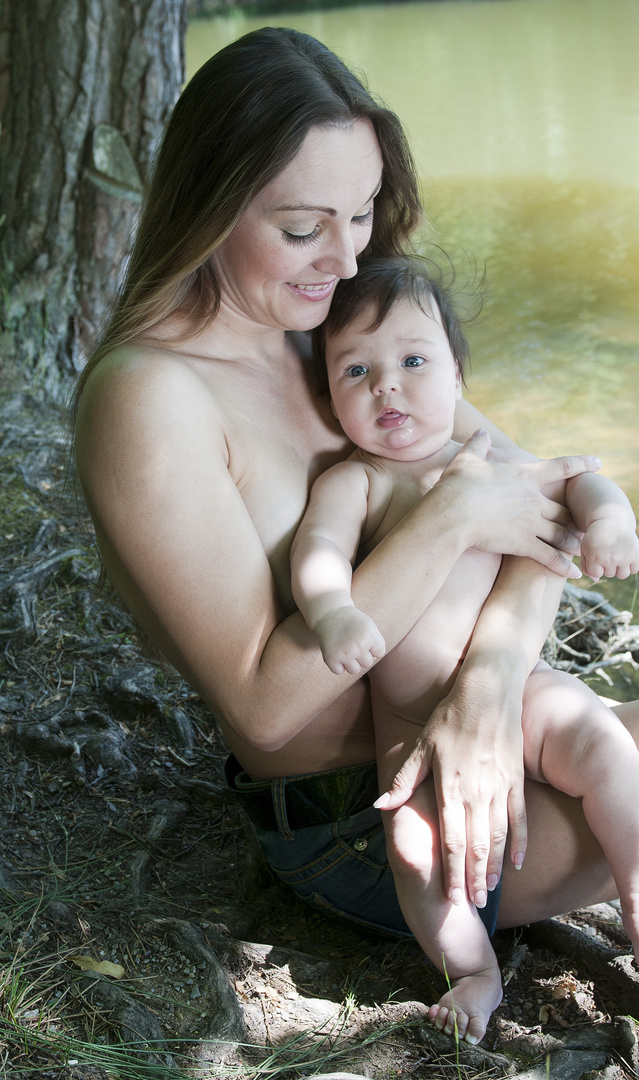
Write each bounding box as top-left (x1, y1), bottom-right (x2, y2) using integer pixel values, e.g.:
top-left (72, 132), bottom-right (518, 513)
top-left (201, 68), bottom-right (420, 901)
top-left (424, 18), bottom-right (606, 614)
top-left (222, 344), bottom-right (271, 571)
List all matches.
top-left (375, 709), bottom-right (502, 1044)
top-left (522, 664), bottom-right (639, 958)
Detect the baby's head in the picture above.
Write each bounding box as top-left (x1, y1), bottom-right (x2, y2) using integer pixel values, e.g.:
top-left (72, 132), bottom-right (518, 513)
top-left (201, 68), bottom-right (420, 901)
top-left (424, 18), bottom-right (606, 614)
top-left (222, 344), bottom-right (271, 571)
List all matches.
top-left (313, 255), bottom-right (471, 459)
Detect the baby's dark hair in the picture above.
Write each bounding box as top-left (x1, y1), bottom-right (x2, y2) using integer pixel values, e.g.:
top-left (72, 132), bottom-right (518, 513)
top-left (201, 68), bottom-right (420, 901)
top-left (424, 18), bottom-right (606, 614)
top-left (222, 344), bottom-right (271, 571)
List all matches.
top-left (312, 254), bottom-right (472, 393)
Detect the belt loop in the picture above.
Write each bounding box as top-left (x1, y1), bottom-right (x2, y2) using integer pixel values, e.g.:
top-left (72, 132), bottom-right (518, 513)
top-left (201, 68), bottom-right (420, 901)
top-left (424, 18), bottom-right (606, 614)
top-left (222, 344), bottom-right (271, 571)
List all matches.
top-left (272, 778), bottom-right (295, 841)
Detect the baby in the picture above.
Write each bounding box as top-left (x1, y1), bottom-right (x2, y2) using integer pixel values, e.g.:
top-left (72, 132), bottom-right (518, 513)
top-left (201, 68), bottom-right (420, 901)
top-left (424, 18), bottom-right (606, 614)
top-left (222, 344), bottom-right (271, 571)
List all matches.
top-left (291, 255), bottom-right (639, 1045)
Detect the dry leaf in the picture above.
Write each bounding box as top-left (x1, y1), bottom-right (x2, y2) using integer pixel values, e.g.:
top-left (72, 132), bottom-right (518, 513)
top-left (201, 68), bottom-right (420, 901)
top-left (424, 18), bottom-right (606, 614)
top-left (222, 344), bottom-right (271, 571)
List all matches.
top-left (539, 1002), bottom-right (571, 1028)
top-left (70, 955), bottom-right (125, 979)
top-left (551, 974), bottom-right (579, 1000)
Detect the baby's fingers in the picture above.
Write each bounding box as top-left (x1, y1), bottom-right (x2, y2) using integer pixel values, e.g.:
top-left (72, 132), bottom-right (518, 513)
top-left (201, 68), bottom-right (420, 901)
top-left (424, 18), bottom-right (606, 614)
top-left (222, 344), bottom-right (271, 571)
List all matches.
top-left (581, 554), bottom-right (604, 583)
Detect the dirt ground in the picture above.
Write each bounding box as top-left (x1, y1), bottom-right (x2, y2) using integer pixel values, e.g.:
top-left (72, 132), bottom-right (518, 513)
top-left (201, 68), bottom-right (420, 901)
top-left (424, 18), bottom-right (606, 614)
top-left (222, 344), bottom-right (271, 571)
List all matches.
top-left (2, 388), bottom-right (639, 1080)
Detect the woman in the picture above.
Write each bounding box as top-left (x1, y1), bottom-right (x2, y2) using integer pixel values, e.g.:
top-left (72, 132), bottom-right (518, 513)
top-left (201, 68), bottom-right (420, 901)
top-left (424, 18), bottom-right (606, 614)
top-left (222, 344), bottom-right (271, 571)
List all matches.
top-left (74, 27), bottom-right (638, 1042)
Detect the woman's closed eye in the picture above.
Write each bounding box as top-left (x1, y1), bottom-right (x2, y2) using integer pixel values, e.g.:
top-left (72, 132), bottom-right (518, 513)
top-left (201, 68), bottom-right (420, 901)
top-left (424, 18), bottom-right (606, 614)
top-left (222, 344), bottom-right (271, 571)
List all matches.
top-left (282, 227), bottom-right (321, 247)
top-left (281, 206), bottom-right (373, 247)
top-left (352, 207), bottom-right (374, 227)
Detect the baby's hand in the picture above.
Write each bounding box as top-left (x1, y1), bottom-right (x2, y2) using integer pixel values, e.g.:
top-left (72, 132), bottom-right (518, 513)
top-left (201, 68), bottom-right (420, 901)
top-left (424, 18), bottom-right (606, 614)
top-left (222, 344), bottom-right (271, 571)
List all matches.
top-left (580, 517), bottom-right (639, 582)
top-left (313, 607), bottom-right (386, 675)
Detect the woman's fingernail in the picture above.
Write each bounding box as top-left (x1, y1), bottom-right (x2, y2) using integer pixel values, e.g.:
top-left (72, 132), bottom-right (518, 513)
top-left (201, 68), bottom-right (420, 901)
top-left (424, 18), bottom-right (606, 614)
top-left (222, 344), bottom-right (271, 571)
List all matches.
top-left (590, 457), bottom-right (602, 468)
top-left (373, 792), bottom-right (391, 809)
top-left (514, 853), bottom-right (524, 870)
top-left (474, 890), bottom-right (487, 908)
top-left (487, 874), bottom-right (500, 891)
top-left (450, 888), bottom-right (463, 905)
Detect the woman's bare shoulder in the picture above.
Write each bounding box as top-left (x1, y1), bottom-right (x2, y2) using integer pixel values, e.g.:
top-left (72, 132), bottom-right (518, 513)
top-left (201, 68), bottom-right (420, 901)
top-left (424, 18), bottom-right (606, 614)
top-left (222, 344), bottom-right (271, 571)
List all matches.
top-left (75, 342), bottom-right (230, 504)
top-left (79, 341), bottom-right (219, 416)
top-left (79, 341), bottom-right (225, 436)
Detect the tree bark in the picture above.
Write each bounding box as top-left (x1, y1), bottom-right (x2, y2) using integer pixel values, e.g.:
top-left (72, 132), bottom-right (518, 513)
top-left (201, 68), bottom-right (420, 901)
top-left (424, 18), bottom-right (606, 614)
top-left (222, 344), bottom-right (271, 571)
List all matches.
top-left (0, 0), bottom-right (186, 399)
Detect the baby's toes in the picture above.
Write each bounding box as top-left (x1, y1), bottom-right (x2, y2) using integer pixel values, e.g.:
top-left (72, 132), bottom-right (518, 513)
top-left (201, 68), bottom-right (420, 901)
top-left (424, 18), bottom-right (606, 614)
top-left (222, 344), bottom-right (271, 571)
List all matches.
top-left (465, 1013), bottom-right (487, 1045)
top-left (451, 1009), bottom-right (469, 1039)
top-left (428, 1003), bottom-right (448, 1031)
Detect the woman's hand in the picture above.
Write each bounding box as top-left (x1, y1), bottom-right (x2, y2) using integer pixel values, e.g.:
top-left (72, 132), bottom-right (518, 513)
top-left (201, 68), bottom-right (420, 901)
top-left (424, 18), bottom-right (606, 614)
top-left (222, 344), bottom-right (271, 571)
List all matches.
top-left (375, 665), bottom-right (527, 907)
top-left (437, 431), bottom-right (601, 576)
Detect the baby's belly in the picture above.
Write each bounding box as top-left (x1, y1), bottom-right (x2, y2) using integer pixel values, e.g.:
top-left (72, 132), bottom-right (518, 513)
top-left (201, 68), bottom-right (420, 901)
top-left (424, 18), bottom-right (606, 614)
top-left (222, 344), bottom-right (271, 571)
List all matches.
top-left (370, 548), bottom-right (501, 722)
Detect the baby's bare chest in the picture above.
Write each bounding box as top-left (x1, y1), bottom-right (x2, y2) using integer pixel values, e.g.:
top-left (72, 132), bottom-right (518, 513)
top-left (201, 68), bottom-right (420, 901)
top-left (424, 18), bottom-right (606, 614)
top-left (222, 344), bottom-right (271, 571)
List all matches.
top-left (359, 467), bottom-right (440, 558)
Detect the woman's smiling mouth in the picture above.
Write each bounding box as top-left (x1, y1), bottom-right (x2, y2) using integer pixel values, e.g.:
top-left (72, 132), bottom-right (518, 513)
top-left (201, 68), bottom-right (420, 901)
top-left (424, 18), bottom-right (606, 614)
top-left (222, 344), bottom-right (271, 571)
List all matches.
top-left (286, 280), bottom-right (337, 301)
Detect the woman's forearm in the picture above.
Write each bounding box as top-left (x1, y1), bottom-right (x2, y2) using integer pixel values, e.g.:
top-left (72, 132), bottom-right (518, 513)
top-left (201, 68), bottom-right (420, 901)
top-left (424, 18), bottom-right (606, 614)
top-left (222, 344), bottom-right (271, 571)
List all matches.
top-left (238, 481), bottom-right (472, 748)
top-left (453, 397), bottom-right (519, 450)
top-left (461, 555), bottom-right (564, 689)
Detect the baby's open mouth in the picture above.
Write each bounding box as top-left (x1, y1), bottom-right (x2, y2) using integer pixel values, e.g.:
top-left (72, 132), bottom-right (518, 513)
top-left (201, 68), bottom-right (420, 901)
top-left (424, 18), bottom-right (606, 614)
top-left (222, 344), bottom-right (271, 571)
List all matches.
top-left (377, 408), bottom-right (407, 429)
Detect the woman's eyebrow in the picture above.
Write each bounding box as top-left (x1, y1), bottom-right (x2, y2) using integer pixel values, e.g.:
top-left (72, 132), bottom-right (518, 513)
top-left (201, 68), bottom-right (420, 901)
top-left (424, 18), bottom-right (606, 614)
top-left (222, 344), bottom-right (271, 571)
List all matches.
top-left (270, 181), bottom-right (383, 216)
top-left (272, 203), bottom-right (337, 215)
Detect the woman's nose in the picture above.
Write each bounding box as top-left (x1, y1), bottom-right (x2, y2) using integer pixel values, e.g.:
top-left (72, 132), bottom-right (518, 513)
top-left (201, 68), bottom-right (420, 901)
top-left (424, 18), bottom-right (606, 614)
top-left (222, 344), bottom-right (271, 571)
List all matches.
top-left (315, 229), bottom-right (359, 280)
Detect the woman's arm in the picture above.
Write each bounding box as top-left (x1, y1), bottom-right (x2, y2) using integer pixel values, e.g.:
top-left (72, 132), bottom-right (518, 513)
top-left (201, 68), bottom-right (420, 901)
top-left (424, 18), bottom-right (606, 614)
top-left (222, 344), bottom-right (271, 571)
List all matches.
top-left (377, 556), bottom-right (565, 908)
top-left (453, 396), bottom-right (520, 450)
top-left (376, 398), bottom-right (584, 903)
top-left (75, 355), bottom-right (597, 753)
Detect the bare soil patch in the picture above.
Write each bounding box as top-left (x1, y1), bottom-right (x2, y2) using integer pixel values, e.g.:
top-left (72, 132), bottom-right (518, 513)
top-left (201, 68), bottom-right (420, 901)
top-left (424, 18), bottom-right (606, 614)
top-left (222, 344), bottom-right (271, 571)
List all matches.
top-left (1, 389), bottom-right (639, 1080)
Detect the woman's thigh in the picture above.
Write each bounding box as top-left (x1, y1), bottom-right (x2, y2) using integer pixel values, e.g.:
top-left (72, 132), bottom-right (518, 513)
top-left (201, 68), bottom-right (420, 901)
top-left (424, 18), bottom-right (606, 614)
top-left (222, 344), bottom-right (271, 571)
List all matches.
top-left (498, 699), bottom-right (639, 929)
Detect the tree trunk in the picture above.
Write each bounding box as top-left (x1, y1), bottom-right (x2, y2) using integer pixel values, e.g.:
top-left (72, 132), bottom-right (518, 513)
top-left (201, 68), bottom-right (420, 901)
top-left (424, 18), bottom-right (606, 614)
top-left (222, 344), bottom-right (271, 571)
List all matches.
top-left (0, 0), bottom-right (186, 400)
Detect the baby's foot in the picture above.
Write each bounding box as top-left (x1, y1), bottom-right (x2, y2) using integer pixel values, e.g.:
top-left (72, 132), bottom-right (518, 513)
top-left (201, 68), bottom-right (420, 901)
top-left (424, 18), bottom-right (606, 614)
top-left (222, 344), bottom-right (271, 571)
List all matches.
top-left (428, 965), bottom-right (503, 1045)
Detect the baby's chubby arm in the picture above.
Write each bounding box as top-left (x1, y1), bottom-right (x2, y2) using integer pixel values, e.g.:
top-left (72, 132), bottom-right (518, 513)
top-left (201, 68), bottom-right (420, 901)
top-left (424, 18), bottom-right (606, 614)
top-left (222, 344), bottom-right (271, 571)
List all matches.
top-left (290, 461), bottom-right (386, 675)
top-left (562, 473), bottom-right (639, 582)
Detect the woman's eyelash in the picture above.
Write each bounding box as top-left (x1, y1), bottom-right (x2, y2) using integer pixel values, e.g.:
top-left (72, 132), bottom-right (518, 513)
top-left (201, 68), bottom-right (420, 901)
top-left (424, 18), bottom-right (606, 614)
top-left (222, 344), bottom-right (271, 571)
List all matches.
top-left (353, 208), bottom-right (374, 226)
top-left (282, 229), bottom-right (321, 247)
top-left (282, 207), bottom-right (373, 246)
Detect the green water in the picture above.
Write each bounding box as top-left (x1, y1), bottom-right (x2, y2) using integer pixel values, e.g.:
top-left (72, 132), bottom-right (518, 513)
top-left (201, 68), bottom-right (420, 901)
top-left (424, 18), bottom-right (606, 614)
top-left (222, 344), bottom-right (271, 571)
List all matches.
top-left (186, 0), bottom-right (639, 610)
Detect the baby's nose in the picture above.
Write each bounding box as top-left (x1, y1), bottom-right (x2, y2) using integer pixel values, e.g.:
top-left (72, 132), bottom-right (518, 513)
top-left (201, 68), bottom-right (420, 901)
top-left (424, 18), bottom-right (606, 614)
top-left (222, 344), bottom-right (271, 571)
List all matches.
top-left (372, 373), bottom-right (399, 394)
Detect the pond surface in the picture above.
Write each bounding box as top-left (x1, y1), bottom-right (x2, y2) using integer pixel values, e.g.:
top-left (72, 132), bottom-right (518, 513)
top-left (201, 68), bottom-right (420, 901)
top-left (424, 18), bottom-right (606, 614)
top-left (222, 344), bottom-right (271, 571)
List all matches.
top-left (187, 0), bottom-right (639, 609)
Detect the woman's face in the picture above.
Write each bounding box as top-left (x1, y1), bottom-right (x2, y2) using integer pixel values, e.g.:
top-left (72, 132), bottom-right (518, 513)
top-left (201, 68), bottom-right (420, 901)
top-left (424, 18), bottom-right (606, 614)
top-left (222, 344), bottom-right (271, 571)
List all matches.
top-left (213, 120), bottom-right (383, 334)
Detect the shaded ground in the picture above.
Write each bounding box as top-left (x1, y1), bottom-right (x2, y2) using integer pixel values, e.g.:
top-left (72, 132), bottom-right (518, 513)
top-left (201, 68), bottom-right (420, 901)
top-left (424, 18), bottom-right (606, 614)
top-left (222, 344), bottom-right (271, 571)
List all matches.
top-left (1, 388), bottom-right (639, 1080)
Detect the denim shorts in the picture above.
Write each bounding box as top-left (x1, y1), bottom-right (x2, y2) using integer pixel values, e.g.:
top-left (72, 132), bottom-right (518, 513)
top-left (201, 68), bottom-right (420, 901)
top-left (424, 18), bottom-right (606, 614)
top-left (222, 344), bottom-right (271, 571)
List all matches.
top-left (225, 755), bottom-right (501, 939)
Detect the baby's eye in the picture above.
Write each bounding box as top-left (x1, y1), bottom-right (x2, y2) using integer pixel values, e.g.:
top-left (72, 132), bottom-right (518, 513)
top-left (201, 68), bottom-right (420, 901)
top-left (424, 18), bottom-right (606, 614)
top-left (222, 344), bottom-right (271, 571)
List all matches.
top-left (402, 355), bottom-right (426, 368)
top-left (345, 364), bottom-right (369, 378)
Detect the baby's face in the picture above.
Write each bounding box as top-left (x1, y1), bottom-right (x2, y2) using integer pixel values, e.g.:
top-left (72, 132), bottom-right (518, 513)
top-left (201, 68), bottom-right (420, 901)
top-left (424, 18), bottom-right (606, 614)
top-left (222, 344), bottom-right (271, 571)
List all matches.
top-left (325, 297), bottom-right (462, 460)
